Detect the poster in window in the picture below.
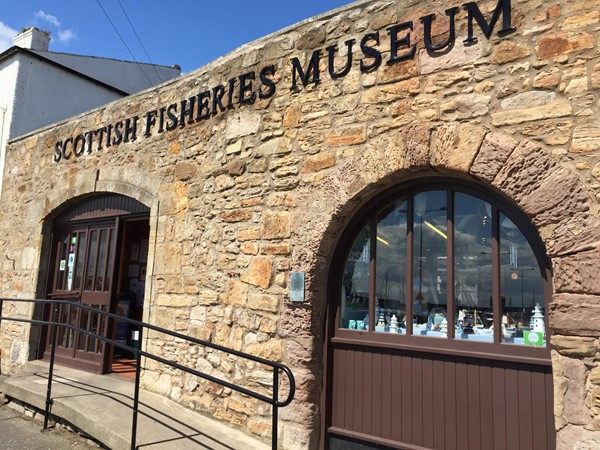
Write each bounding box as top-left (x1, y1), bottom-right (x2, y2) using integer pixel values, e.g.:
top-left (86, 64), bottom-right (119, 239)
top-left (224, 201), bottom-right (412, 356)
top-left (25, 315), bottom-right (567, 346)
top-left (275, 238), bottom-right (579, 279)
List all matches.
top-left (139, 240), bottom-right (148, 263)
top-left (130, 244), bottom-right (139, 262)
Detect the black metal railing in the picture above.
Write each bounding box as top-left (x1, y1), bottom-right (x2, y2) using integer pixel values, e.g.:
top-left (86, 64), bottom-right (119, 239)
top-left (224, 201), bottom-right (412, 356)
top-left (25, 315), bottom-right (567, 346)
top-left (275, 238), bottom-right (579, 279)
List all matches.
top-left (0, 298), bottom-right (295, 449)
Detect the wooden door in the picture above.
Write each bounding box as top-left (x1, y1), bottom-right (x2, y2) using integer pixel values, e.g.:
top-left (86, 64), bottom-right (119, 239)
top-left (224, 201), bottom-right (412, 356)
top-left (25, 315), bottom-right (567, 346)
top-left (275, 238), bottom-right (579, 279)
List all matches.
top-left (327, 343), bottom-right (555, 450)
top-left (46, 222), bottom-right (117, 373)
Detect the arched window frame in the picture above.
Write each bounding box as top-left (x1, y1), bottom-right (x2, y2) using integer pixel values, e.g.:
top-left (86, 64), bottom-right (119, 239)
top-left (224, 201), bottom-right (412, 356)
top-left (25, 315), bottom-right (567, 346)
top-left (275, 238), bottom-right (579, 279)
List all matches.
top-left (332, 179), bottom-right (552, 364)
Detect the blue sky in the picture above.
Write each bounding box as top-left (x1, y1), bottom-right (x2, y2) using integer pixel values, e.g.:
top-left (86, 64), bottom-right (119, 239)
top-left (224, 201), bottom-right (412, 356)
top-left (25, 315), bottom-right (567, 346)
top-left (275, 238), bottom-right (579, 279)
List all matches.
top-left (0, 1), bottom-right (354, 73)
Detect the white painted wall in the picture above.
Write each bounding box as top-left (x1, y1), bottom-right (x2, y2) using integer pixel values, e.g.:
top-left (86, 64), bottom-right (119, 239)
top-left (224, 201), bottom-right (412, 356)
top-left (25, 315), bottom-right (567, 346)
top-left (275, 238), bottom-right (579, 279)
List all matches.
top-left (10, 53), bottom-right (123, 138)
top-left (0, 53), bottom-right (123, 195)
top-left (0, 57), bottom-right (20, 197)
top-left (35, 51), bottom-right (180, 94)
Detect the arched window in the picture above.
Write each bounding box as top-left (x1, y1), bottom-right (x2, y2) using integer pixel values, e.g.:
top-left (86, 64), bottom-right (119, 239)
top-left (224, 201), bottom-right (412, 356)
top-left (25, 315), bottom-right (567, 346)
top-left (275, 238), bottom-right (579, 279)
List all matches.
top-left (338, 180), bottom-right (551, 358)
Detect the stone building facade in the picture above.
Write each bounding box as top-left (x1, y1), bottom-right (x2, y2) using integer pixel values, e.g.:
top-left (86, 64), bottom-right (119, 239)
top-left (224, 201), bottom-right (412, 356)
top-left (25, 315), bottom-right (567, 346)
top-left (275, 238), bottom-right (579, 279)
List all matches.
top-left (1, 0), bottom-right (600, 448)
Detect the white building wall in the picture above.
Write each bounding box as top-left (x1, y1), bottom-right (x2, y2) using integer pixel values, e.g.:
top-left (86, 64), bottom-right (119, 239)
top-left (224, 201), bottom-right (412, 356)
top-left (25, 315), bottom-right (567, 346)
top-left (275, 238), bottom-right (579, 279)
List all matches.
top-left (34, 51), bottom-right (180, 94)
top-left (0, 57), bottom-right (20, 197)
top-left (0, 53), bottom-right (123, 195)
top-left (10, 53), bottom-right (122, 138)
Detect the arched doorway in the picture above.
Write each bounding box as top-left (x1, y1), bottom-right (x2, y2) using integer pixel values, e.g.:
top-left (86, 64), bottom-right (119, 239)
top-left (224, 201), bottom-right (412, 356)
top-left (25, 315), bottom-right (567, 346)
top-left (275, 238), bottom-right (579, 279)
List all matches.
top-left (324, 178), bottom-right (555, 449)
top-left (41, 193), bottom-right (150, 374)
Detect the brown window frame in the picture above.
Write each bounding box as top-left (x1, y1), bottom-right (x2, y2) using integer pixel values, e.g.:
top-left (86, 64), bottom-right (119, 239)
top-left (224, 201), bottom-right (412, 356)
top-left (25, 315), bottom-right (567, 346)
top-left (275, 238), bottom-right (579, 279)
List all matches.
top-left (332, 178), bottom-right (552, 365)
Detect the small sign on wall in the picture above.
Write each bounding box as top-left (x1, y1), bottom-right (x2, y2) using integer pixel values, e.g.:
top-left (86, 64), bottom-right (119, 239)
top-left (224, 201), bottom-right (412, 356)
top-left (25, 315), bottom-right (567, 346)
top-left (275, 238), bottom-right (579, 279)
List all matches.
top-left (290, 272), bottom-right (305, 303)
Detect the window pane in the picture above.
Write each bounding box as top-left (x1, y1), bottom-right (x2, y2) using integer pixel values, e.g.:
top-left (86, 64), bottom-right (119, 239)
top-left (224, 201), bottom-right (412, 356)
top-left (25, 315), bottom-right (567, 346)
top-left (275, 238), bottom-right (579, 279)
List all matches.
top-left (85, 230), bottom-right (99, 291)
top-left (340, 224), bottom-right (370, 330)
top-left (500, 214), bottom-right (546, 346)
top-left (454, 193), bottom-right (493, 342)
top-left (412, 191), bottom-right (447, 338)
top-left (95, 230), bottom-right (108, 291)
top-left (375, 200), bottom-right (407, 334)
top-left (74, 232), bottom-right (86, 290)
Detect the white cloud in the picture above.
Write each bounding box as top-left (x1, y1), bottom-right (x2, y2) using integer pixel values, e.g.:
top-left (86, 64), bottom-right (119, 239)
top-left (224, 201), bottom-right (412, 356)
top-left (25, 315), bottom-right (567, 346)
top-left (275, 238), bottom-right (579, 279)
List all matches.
top-left (58, 29), bottom-right (78, 44)
top-left (0, 21), bottom-right (18, 53)
top-left (34, 10), bottom-right (61, 27)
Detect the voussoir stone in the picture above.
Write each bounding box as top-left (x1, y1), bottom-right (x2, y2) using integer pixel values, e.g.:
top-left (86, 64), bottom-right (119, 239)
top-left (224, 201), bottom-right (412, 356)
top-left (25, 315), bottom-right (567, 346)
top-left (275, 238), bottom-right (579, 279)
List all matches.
top-left (470, 132), bottom-right (518, 183)
top-left (493, 140), bottom-right (559, 203)
top-left (551, 334), bottom-right (598, 357)
top-left (430, 123), bottom-right (486, 172)
top-left (551, 294), bottom-right (600, 337)
top-left (553, 248), bottom-right (600, 295)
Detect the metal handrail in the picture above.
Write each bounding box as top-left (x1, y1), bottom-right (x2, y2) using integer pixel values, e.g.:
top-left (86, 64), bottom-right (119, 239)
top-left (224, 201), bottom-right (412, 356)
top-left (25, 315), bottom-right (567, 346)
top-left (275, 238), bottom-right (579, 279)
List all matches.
top-left (0, 298), bottom-right (296, 449)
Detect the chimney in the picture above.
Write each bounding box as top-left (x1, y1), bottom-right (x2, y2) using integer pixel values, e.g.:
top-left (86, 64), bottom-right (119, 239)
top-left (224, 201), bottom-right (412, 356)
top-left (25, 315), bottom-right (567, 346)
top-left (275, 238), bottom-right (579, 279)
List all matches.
top-left (12, 27), bottom-right (50, 51)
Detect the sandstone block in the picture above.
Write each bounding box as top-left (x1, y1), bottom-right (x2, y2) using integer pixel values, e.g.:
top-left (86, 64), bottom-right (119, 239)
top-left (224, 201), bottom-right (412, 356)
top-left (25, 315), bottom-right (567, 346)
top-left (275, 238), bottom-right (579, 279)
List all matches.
top-left (261, 210), bottom-right (291, 239)
top-left (549, 294), bottom-right (600, 338)
top-left (440, 94), bottom-right (490, 120)
top-left (226, 279), bottom-right (248, 306)
top-left (248, 293), bottom-right (280, 313)
top-left (245, 338), bottom-right (284, 360)
top-left (225, 111), bottom-right (261, 141)
top-left (326, 127), bottom-right (366, 147)
top-left (570, 125), bottom-right (600, 153)
top-left (535, 32), bottom-right (594, 60)
top-left (220, 209), bottom-right (253, 223)
top-left (237, 227), bottom-right (260, 241)
top-left (301, 151), bottom-right (336, 173)
top-left (552, 334), bottom-right (597, 356)
top-left (491, 101), bottom-right (572, 126)
top-left (241, 257), bottom-right (273, 289)
top-left (533, 67), bottom-right (560, 88)
top-left (492, 41), bottom-right (530, 64)
top-left (361, 78), bottom-right (420, 104)
top-left (420, 45), bottom-right (483, 75)
top-left (261, 244), bottom-right (292, 255)
top-left (430, 123), bottom-right (486, 172)
top-left (500, 91), bottom-right (557, 110)
top-left (554, 248), bottom-right (600, 295)
top-left (174, 162), bottom-right (197, 181)
top-left (470, 132), bottom-right (518, 183)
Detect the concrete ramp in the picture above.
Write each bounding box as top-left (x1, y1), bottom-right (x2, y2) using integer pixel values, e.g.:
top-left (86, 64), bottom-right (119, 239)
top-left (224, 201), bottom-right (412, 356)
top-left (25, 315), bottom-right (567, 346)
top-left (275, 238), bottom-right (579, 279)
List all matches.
top-left (2, 361), bottom-right (269, 450)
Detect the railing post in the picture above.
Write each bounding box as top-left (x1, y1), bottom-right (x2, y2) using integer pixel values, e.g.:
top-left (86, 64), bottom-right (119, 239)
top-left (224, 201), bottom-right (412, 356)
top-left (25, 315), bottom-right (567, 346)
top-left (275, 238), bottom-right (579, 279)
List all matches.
top-left (272, 368), bottom-right (279, 450)
top-left (44, 302), bottom-right (60, 429)
top-left (131, 325), bottom-right (143, 450)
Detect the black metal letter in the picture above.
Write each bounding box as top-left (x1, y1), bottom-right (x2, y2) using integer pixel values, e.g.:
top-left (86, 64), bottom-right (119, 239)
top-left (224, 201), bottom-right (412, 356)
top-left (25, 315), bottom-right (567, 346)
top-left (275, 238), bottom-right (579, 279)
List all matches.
top-left (328, 39), bottom-right (355, 79)
top-left (463, 0), bottom-right (515, 44)
top-left (239, 71), bottom-right (257, 104)
top-left (421, 7), bottom-right (459, 52)
top-left (387, 22), bottom-right (416, 64)
top-left (360, 32), bottom-right (382, 73)
top-left (259, 65), bottom-right (277, 99)
top-left (291, 49), bottom-right (321, 90)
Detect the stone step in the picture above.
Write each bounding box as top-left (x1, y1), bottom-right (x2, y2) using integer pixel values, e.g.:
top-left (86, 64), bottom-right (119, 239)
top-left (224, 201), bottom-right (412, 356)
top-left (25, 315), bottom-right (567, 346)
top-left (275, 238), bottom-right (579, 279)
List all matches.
top-left (3, 361), bottom-right (269, 450)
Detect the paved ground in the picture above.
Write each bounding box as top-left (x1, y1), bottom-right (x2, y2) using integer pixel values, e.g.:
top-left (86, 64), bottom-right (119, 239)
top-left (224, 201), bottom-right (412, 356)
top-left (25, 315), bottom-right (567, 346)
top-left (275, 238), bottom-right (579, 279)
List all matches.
top-left (0, 403), bottom-right (100, 449)
top-left (0, 374), bottom-right (99, 449)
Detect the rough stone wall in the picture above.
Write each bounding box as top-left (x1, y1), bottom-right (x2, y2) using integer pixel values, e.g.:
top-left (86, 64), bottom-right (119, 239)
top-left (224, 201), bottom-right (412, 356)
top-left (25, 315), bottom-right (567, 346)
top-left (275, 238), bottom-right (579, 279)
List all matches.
top-left (2, 0), bottom-right (600, 447)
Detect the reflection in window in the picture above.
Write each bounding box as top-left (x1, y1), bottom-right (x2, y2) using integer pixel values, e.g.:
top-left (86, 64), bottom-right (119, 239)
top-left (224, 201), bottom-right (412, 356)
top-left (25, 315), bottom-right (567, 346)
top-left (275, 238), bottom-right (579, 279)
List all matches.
top-left (454, 193), bottom-right (493, 341)
top-left (338, 186), bottom-right (548, 348)
top-left (500, 214), bottom-right (545, 346)
top-left (340, 224), bottom-right (370, 330)
top-left (375, 201), bottom-right (407, 333)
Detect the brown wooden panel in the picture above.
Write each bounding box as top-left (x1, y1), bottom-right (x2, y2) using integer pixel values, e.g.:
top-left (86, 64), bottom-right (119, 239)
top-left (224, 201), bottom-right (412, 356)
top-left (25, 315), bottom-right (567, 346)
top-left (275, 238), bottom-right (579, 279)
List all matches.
top-left (421, 357), bottom-right (434, 449)
top-left (455, 360), bottom-right (469, 450)
top-left (390, 354), bottom-right (402, 443)
top-left (492, 363), bottom-right (507, 450)
top-left (518, 368), bottom-right (534, 449)
top-left (401, 353), bottom-right (412, 443)
top-left (505, 363), bottom-right (520, 450)
top-left (381, 353), bottom-right (392, 440)
top-left (444, 358), bottom-right (457, 450)
top-left (411, 356), bottom-right (423, 446)
top-left (345, 349), bottom-right (355, 430)
top-left (328, 345), bottom-right (555, 450)
top-left (531, 367), bottom-right (548, 450)
top-left (371, 352), bottom-right (383, 437)
top-left (467, 359), bottom-right (481, 450)
top-left (363, 351), bottom-right (373, 435)
top-left (479, 362), bottom-right (494, 450)
top-left (432, 358), bottom-right (445, 449)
